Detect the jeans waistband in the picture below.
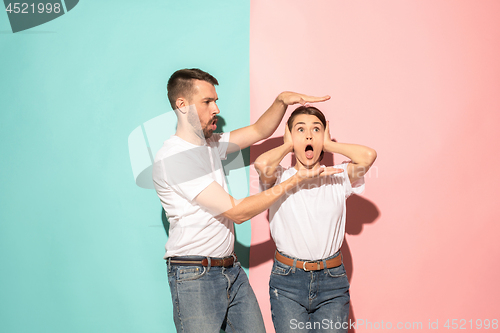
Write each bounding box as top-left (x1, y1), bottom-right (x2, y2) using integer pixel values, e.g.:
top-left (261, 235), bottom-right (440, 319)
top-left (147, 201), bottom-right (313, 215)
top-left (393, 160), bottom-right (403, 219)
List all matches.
top-left (167, 253), bottom-right (237, 267)
top-left (275, 250), bottom-right (342, 271)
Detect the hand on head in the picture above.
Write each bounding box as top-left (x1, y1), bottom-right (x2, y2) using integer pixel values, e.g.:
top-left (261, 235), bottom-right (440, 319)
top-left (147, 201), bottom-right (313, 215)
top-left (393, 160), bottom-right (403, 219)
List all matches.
top-left (323, 121), bottom-right (333, 147)
top-left (279, 92), bottom-right (330, 107)
top-left (283, 123), bottom-right (293, 152)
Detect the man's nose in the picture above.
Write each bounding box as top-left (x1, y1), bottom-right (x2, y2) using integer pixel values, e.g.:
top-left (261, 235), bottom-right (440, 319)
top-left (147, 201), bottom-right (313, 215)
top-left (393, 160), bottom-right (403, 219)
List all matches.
top-left (212, 103), bottom-right (220, 114)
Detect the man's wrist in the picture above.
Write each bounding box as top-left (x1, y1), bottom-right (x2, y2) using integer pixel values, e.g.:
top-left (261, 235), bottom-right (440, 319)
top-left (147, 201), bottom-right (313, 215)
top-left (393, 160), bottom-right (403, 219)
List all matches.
top-left (290, 172), bottom-right (305, 185)
top-left (275, 92), bottom-right (288, 107)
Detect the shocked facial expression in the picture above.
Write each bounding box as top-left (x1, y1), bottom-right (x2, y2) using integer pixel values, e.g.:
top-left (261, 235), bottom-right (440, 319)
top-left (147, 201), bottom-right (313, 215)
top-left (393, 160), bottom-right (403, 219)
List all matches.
top-left (290, 114), bottom-right (325, 169)
top-left (188, 80), bottom-right (220, 138)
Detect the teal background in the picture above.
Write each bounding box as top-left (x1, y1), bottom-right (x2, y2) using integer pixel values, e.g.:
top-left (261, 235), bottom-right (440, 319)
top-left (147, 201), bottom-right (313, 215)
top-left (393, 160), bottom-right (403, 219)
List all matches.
top-left (0, 1), bottom-right (250, 332)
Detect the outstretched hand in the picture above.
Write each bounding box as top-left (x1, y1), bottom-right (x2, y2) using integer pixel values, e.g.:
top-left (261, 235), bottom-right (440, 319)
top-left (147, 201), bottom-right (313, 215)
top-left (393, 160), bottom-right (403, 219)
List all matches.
top-left (278, 91), bottom-right (330, 106)
top-left (322, 166), bottom-right (344, 176)
top-left (295, 166), bottom-right (344, 181)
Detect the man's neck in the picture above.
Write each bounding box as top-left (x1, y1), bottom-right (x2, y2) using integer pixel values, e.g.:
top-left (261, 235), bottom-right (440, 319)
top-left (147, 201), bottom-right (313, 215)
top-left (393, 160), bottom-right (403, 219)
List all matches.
top-left (175, 127), bottom-right (207, 146)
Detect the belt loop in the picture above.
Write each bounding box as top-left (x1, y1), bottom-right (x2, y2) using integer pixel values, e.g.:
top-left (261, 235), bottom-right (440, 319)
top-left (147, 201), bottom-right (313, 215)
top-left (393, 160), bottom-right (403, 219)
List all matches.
top-left (206, 257), bottom-right (211, 272)
top-left (231, 253), bottom-right (237, 267)
top-left (166, 258), bottom-right (171, 273)
top-left (322, 259), bottom-right (328, 270)
top-left (292, 258), bottom-right (297, 273)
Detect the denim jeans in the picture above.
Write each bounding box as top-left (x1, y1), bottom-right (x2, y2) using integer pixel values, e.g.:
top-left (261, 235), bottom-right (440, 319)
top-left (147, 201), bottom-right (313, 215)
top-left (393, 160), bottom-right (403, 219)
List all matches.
top-left (269, 251), bottom-right (350, 333)
top-left (167, 256), bottom-right (265, 333)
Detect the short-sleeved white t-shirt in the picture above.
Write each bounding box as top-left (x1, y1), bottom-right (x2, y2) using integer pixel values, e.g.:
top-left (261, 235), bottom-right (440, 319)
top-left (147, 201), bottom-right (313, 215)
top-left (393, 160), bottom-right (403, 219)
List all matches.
top-left (262, 163), bottom-right (365, 261)
top-left (153, 133), bottom-right (234, 258)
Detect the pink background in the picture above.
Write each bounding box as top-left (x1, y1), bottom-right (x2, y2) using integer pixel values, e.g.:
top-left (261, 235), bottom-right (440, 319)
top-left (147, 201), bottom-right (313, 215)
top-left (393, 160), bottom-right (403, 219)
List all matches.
top-left (248, 1), bottom-right (500, 332)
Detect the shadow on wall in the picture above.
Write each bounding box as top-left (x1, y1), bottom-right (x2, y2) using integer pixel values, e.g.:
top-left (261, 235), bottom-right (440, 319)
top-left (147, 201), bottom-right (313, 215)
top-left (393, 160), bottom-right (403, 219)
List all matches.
top-left (342, 194), bottom-right (380, 333)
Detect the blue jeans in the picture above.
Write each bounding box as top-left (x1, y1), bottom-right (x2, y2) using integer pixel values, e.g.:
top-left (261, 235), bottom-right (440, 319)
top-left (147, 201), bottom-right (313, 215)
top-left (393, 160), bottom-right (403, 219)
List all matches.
top-left (167, 256), bottom-right (265, 333)
top-left (269, 251), bottom-right (350, 333)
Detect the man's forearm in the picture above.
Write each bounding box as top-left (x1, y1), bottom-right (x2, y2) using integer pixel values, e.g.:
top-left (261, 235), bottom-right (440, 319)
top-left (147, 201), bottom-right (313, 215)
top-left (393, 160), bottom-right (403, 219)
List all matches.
top-left (252, 94), bottom-right (288, 139)
top-left (222, 174), bottom-right (300, 224)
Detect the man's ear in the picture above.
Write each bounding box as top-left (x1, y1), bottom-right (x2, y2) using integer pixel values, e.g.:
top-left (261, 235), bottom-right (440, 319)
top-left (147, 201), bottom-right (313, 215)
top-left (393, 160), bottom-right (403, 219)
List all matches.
top-left (176, 98), bottom-right (188, 114)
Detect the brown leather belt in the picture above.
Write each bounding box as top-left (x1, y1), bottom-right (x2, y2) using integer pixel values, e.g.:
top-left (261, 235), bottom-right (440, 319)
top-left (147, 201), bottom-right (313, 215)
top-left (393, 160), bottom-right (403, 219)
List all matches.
top-left (168, 254), bottom-right (236, 267)
top-left (275, 251), bottom-right (342, 271)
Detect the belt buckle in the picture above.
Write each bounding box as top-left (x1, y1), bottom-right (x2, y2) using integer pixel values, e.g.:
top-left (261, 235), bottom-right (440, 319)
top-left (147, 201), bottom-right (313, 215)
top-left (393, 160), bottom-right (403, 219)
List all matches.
top-left (302, 260), bottom-right (320, 271)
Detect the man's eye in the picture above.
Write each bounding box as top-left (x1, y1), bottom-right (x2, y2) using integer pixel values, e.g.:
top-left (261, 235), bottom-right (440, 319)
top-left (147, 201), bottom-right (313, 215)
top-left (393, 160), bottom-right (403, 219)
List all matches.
top-left (298, 128), bottom-right (304, 132)
top-left (313, 128), bottom-right (320, 132)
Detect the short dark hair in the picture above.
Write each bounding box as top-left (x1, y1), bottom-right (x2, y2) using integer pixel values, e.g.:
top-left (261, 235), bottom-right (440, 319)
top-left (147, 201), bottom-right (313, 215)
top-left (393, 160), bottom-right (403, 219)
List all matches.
top-left (166, 68), bottom-right (219, 109)
top-left (287, 106), bottom-right (327, 160)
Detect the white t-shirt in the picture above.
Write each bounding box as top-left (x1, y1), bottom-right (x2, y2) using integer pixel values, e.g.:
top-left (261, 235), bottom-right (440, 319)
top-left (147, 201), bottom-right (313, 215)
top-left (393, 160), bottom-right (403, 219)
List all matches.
top-left (153, 133), bottom-right (234, 258)
top-left (261, 163), bottom-right (365, 261)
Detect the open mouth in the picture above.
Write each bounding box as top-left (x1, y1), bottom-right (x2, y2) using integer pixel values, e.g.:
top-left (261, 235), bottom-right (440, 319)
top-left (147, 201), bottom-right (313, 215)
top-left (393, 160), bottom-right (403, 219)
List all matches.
top-left (305, 145), bottom-right (314, 159)
top-left (211, 117), bottom-right (218, 130)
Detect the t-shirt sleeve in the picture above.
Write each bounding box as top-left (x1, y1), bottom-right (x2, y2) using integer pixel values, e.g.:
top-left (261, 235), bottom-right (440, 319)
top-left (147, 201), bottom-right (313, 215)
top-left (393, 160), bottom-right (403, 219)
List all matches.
top-left (208, 132), bottom-right (230, 160)
top-left (338, 161), bottom-right (365, 198)
top-left (259, 165), bottom-right (285, 192)
top-left (158, 146), bottom-right (215, 201)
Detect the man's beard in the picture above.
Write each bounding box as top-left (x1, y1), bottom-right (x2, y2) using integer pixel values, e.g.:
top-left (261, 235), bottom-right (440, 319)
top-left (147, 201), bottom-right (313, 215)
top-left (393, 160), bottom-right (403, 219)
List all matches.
top-left (202, 116), bottom-right (217, 138)
top-left (203, 126), bottom-right (213, 139)
top-left (186, 109), bottom-right (216, 140)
